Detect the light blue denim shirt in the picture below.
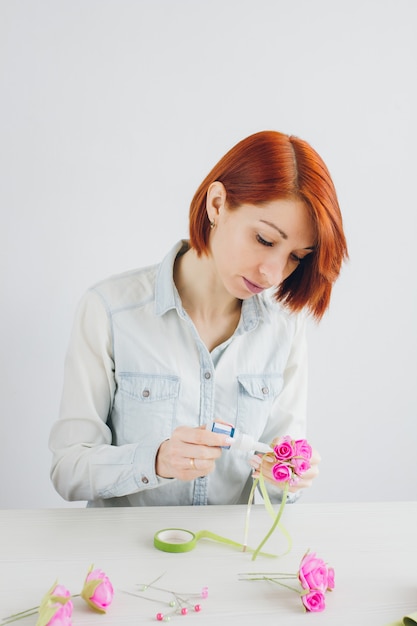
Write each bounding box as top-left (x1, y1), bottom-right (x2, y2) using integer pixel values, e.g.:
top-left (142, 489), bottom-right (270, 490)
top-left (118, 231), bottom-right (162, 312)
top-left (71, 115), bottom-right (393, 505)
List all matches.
top-left (50, 241), bottom-right (308, 507)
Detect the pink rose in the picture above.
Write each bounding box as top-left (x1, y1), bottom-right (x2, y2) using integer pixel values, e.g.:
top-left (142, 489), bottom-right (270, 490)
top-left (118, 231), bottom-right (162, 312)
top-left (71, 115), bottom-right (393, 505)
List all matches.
top-left (294, 439), bottom-right (312, 460)
top-left (298, 551), bottom-right (331, 593)
top-left (301, 589), bottom-right (326, 612)
top-left (81, 567), bottom-right (114, 613)
top-left (272, 462), bottom-right (292, 483)
top-left (273, 436), bottom-right (295, 460)
top-left (36, 584), bottom-right (73, 626)
top-left (291, 457), bottom-right (311, 477)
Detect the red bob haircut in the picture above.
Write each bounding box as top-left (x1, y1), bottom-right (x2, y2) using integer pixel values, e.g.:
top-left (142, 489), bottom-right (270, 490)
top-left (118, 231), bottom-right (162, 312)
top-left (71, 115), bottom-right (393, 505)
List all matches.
top-left (189, 130), bottom-right (348, 320)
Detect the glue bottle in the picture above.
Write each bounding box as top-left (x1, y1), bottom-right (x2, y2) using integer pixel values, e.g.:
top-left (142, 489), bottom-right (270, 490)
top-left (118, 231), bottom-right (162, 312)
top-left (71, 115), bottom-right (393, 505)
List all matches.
top-left (206, 421), bottom-right (273, 454)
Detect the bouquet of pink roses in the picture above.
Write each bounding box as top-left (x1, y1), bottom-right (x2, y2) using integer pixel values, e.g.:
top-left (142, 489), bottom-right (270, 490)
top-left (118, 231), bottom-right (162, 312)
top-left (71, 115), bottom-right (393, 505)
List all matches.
top-left (246, 435), bottom-right (313, 560)
top-left (270, 436), bottom-right (312, 485)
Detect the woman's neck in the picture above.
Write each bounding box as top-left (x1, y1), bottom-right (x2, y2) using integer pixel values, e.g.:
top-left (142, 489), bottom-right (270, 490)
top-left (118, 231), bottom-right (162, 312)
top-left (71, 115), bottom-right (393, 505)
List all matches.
top-left (173, 248), bottom-right (242, 350)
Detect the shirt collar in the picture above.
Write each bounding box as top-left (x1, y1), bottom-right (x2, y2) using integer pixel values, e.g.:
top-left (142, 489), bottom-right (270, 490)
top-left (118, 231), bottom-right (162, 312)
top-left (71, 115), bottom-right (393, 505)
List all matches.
top-left (240, 293), bottom-right (265, 332)
top-left (154, 240), bottom-right (189, 317)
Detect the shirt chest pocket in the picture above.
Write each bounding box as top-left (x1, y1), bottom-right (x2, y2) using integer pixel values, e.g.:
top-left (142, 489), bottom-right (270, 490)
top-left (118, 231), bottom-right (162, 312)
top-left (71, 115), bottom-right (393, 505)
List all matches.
top-left (236, 374), bottom-right (283, 436)
top-left (116, 373), bottom-right (180, 443)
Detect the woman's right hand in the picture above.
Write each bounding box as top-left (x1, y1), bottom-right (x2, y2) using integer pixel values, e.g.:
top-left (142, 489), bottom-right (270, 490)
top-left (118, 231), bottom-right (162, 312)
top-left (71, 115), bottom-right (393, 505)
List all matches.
top-left (155, 425), bottom-right (228, 480)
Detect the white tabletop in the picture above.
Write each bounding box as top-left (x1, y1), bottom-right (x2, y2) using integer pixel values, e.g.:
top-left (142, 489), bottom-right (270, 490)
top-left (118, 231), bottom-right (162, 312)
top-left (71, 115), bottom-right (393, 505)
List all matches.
top-left (0, 502), bottom-right (416, 625)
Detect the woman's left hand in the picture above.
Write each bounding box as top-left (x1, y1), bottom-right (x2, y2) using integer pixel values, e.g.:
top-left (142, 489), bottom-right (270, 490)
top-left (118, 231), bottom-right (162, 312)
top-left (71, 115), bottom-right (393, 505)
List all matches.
top-left (250, 447), bottom-right (321, 493)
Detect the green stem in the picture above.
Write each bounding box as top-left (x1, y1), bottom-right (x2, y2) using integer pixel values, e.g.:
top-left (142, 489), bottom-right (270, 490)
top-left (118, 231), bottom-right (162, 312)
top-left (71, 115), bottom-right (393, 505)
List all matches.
top-left (1, 609), bottom-right (38, 624)
top-left (196, 529), bottom-right (276, 558)
top-left (267, 578), bottom-right (301, 594)
top-left (243, 476), bottom-right (259, 550)
top-left (251, 481), bottom-right (290, 561)
top-left (240, 575), bottom-right (300, 594)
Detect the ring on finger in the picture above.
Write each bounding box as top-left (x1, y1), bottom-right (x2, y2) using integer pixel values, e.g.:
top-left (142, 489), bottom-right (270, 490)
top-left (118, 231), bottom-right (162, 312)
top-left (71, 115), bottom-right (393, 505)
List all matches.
top-left (189, 458), bottom-right (196, 470)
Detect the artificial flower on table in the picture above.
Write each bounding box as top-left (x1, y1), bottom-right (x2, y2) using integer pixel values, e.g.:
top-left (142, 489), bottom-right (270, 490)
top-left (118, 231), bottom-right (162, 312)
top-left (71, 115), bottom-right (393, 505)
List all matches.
top-left (81, 566), bottom-right (114, 613)
top-left (245, 435), bottom-right (313, 560)
top-left (0, 582), bottom-right (74, 626)
top-left (36, 583), bottom-right (73, 626)
top-left (1, 565), bottom-right (114, 625)
top-left (240, 549), bottom-right (335, 613)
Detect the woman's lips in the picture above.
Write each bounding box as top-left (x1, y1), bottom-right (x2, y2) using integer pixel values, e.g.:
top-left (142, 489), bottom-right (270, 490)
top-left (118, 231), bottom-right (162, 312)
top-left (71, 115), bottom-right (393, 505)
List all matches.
top-left (243, 277), bottom-right (265, 294)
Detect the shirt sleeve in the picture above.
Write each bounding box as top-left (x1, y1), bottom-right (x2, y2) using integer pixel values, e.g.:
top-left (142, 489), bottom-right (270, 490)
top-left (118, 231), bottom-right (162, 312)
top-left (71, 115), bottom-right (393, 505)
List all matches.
top-left (259, 311), bottom-right (308, 504)
top-left (49, 289), bottom-right (167, 502)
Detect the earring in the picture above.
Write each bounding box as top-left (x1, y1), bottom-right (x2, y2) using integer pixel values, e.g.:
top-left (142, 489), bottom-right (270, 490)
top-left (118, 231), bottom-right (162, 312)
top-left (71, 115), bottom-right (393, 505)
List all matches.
top-left (209, 220), bottom-right (215, 229)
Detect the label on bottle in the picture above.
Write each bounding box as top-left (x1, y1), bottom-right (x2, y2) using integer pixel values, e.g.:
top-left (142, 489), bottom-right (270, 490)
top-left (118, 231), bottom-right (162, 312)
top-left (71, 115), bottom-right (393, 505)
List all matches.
top-left (208, 422), bottom-right (235, 448)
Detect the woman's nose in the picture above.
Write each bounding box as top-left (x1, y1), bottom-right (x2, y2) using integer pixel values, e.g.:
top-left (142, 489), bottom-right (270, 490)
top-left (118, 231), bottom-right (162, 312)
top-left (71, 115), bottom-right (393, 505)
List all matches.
top-left (259, 259), bottom-right (285, 287)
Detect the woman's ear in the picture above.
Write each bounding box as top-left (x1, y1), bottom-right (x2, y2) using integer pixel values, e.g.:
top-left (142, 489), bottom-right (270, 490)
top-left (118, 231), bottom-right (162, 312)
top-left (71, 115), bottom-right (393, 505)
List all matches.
top-left (206, 181), bottom-right (227, 224)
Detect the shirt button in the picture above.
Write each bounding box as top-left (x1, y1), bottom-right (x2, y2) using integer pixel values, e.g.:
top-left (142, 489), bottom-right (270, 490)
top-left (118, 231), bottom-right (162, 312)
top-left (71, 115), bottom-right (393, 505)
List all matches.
top-left (261, 386), bottom-right (269, 395)
top-left (204, 372), bottom-right (211, 380)
top-left (141, 476), bottom-right (149, 484)
top-left (142, 389), bottom-right (150, 398)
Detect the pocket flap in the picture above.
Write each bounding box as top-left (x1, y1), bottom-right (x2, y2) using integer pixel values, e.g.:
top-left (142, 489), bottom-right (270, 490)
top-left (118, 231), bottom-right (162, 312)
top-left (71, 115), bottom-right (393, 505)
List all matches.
top-left (119, 373), bottom-right (180, 402)
top-left (237, 374), bottom-right (283, 400)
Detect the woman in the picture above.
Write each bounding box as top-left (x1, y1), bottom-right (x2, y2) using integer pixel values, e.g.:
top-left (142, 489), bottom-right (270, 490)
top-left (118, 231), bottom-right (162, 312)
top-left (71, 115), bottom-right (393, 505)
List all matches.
top-left (49, 130), bottom-right (348, 507)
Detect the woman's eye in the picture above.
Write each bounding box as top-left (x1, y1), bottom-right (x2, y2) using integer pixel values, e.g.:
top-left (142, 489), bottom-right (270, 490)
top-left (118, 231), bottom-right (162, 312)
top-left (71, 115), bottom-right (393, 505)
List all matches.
top-left (256, 234), bottom-right (273, 247)
top-left (290, 253), bottom-right (303, 263)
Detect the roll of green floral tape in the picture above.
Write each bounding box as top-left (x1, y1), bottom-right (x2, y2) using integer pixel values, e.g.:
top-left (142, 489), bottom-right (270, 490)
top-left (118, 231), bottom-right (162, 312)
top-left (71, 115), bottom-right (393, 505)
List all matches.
top-left (154, 529), bottom-right (198, 553)
top-left (153, 527), bottom-right (277, 557)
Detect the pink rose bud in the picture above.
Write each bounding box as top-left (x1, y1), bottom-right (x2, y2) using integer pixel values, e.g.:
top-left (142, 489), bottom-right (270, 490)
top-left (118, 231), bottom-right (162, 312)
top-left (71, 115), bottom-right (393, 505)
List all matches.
top-left (301, 589), bottom-right (326, 612)
top-left (272, 462), bottom-right (292, 483)
top-left (273, 436), bottom-right (295, 460)
top-left (298, 551), bottom-right (331, 593)
top-left (294, 439), bottom-right (312, 460)
top-left (81, 567), bottom-right (114, 613)
top-left (36, 583), bottom-right (73, 626)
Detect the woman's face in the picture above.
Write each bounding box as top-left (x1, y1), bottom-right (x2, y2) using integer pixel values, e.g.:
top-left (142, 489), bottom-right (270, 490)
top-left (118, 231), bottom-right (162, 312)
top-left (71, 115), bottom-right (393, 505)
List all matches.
top-left (208, 187), bottom-right (316, 300)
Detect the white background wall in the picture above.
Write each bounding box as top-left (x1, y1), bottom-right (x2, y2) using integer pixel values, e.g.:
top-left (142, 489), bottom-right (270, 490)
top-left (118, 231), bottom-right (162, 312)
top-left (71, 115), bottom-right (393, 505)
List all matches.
top-left (1, 0), bottom-right (416, 508)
